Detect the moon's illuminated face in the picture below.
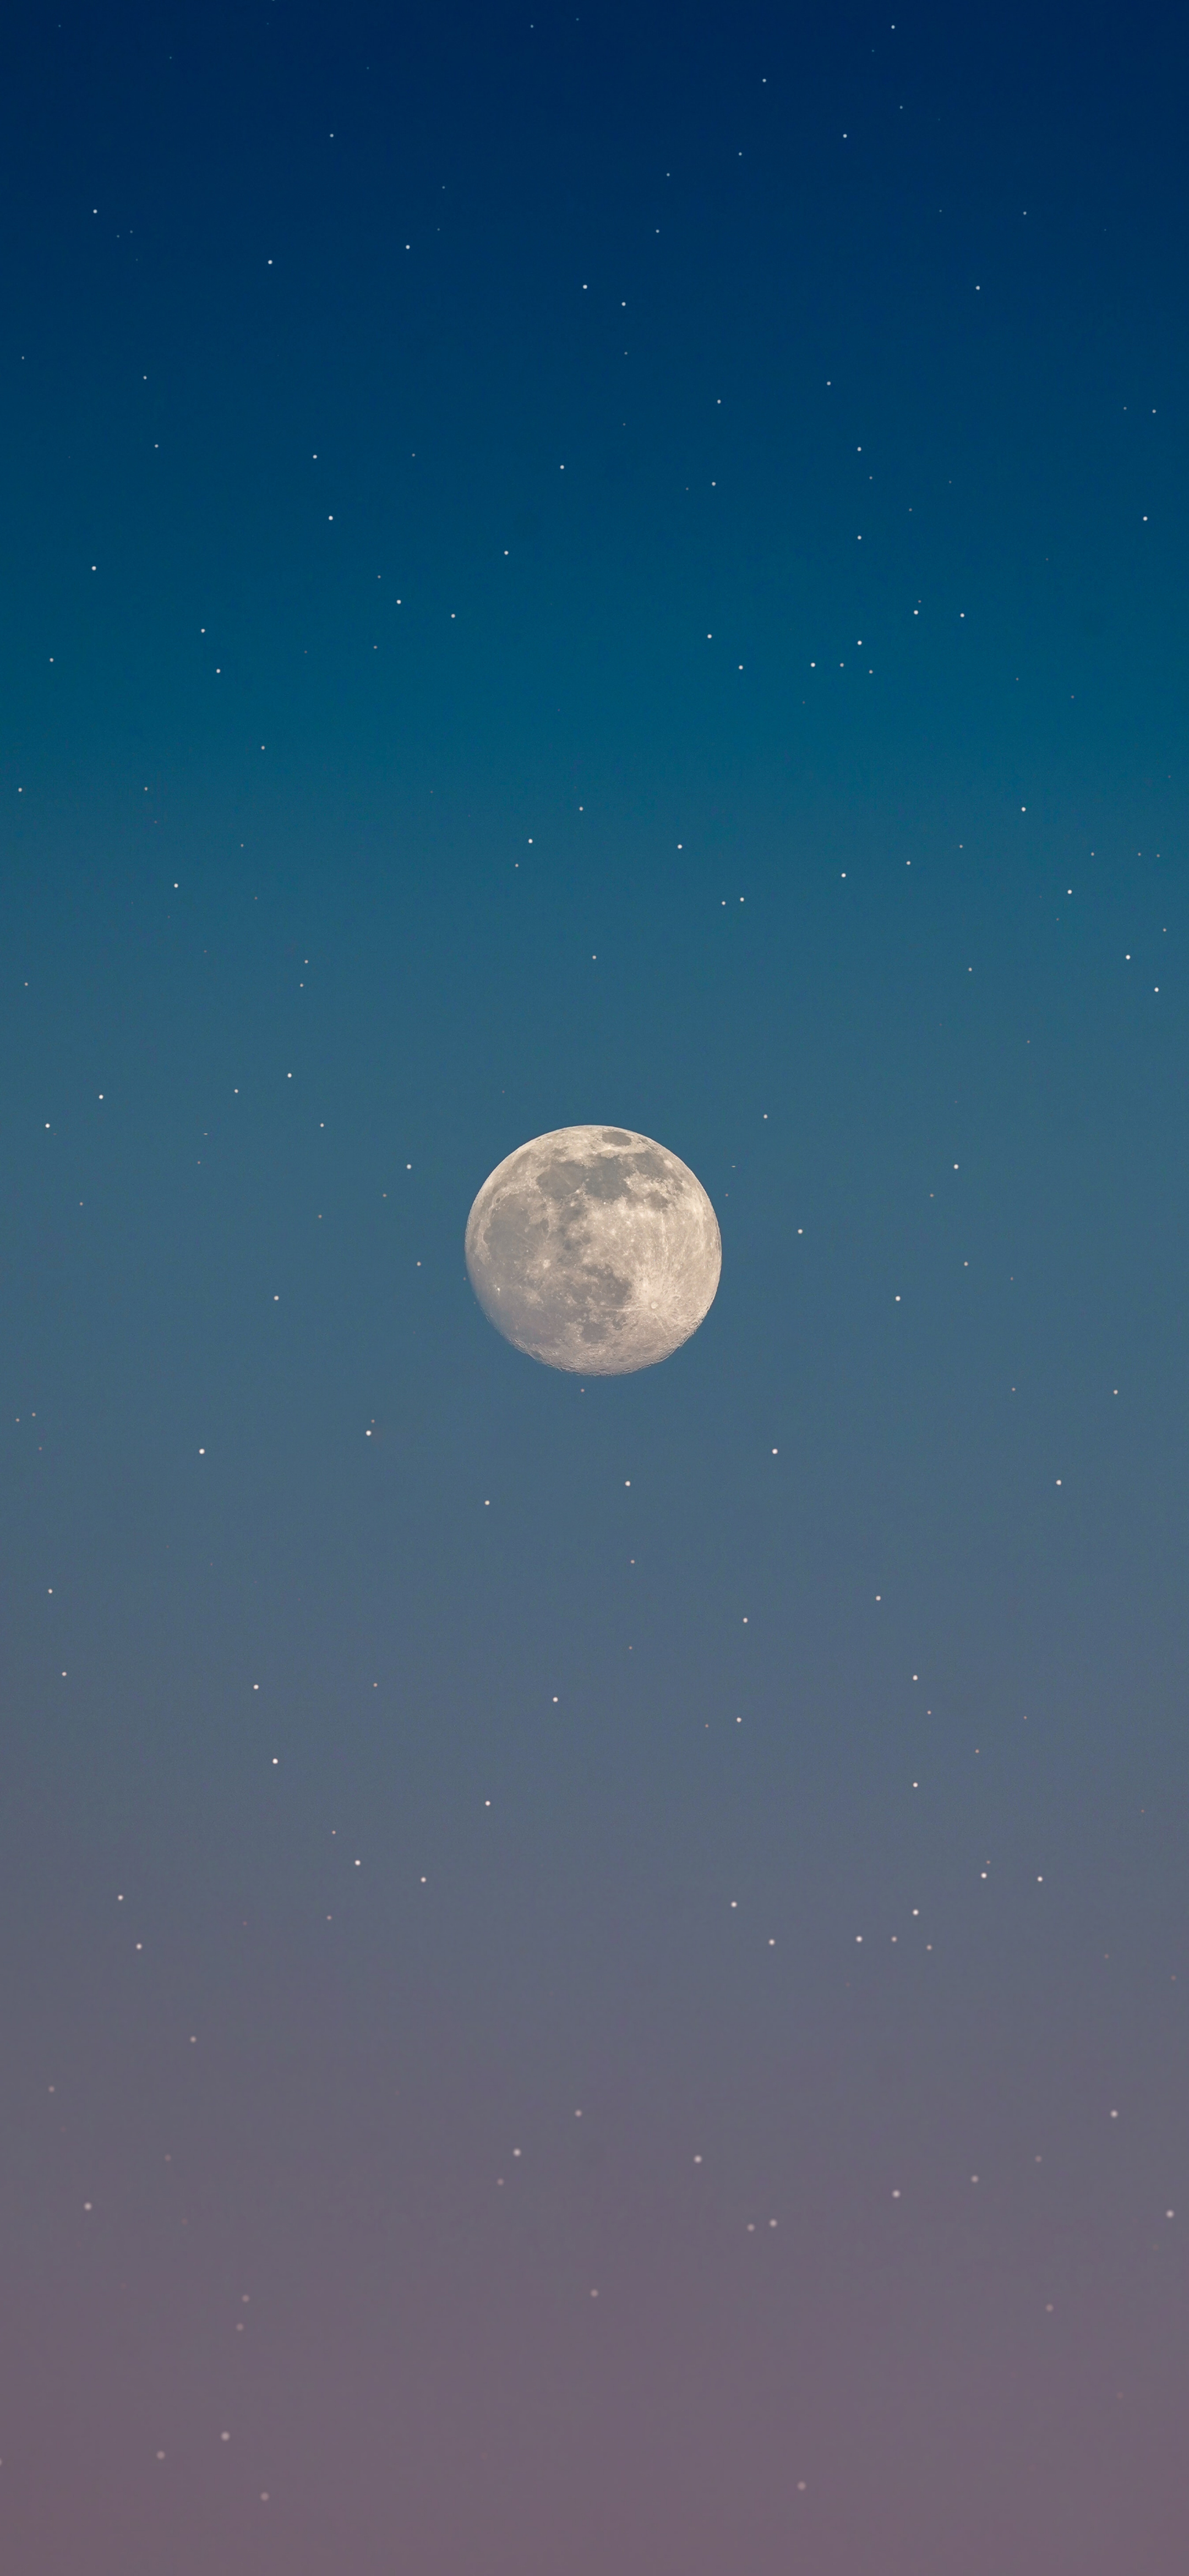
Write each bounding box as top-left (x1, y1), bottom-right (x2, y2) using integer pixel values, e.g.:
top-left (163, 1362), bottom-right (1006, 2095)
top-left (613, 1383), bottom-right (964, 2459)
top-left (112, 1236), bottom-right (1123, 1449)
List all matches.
top-left (465, 1126), bottom-right (722, 1374)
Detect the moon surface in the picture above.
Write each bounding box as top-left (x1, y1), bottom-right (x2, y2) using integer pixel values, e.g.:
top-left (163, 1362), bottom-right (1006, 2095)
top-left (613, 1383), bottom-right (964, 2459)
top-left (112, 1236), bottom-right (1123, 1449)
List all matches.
top-left (465, 1126), bottom-right (722, 1374)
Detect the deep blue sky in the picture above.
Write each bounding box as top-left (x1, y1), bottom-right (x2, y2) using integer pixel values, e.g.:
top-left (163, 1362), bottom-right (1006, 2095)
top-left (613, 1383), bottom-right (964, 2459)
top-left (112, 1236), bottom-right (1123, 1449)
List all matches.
top-left (2, 5), bottom-right (1188, 2570)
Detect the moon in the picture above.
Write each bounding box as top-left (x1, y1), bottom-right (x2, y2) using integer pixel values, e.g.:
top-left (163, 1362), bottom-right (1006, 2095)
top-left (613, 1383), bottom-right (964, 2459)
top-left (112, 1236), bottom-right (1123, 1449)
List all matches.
top-left (465, 1126), bottom-right (722, 1374)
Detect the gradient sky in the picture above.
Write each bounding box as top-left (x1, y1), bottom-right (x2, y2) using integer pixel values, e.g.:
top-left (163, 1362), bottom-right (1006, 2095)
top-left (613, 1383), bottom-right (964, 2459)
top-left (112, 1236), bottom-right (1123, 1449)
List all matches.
top-left (3, 4), bottom-right (1188, 2570)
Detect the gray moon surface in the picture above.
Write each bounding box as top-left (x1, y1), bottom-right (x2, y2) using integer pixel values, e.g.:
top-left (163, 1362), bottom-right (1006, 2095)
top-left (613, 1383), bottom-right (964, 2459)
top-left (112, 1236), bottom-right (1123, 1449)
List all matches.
top-left (465, 1126), bottom-right (722, 1374)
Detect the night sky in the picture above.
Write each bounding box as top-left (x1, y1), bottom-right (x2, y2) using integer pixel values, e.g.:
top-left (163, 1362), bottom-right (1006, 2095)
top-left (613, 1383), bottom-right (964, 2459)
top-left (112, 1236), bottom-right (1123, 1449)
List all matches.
top-left (3, 4), bottom-right (1188, 2568)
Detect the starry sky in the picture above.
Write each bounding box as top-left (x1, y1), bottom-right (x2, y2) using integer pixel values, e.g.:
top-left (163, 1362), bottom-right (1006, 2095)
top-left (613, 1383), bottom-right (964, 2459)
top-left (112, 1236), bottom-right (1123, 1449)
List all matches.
top-left (3, 3), bottom-right (1188, 2569)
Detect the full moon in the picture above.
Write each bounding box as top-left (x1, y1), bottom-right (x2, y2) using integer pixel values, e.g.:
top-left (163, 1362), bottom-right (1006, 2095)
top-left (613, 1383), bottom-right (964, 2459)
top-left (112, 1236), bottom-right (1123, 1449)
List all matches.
top-left (465, 1125), bottom-right (722, 1374)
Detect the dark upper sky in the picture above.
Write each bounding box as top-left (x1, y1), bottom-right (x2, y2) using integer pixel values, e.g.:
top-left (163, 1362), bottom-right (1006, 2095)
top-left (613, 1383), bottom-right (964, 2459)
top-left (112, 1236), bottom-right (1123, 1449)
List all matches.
top-left (2, 5), bottom-right (1187, 2570)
